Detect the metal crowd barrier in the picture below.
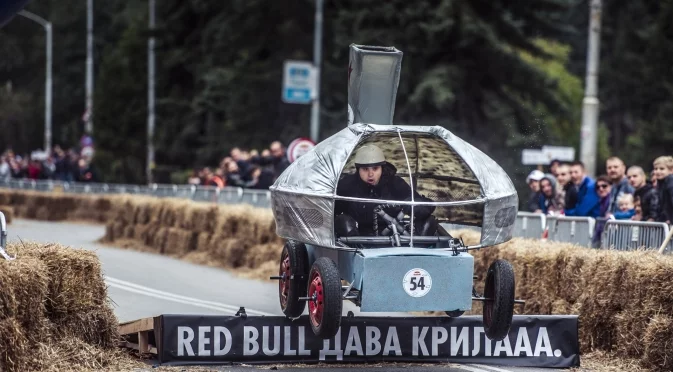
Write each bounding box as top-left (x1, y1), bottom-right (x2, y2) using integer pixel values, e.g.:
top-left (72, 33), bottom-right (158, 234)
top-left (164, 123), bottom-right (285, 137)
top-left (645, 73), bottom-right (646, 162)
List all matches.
top-left (0, 179), bottom-right (272, 209)
top-left (2, 178), bottom-right (672, 252)
top-left (600, 219), bottom-right (672, 252)
top-left (546, 215), bottom-right (596, 248)
top-left (514, 212), bottom-right (546, 240)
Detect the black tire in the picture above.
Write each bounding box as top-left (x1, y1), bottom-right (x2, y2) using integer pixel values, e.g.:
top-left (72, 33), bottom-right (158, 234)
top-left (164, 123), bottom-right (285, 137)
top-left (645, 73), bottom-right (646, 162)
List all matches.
top-left (278, 240), bottom-right (309, 318)
top-left (307, 257), bottom-right (343, 339)
top-left (482, 259), bottom-right (515, 341)
top-left (445, 310), bottom-right (465, 317)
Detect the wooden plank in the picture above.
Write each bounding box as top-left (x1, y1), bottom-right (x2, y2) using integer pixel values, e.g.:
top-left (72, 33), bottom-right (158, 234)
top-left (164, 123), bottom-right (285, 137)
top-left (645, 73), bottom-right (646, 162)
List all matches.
top-left (138, 331), bottom-right (149, 353)
top-left (119, 317), bottom-right (154, 335)
top-left (122, 341), bottom-right (157, 355)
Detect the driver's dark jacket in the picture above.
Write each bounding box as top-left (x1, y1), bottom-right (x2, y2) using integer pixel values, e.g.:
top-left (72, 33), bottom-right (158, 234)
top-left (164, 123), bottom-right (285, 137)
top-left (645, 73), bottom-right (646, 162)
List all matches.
top-left (334, 163), bottom-right (435, 235)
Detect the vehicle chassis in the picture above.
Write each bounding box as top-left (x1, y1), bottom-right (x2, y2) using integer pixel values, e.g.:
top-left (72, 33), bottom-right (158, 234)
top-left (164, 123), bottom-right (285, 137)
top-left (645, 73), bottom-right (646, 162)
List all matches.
top-left (271, 218), bottom-right (521, 342)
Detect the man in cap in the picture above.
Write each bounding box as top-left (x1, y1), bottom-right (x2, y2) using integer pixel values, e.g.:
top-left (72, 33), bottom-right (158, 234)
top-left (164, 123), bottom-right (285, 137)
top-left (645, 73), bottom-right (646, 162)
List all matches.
top-left (526, 170), bottom-right (544, 212)
top-left (334, 144), bottom-right (436, 238)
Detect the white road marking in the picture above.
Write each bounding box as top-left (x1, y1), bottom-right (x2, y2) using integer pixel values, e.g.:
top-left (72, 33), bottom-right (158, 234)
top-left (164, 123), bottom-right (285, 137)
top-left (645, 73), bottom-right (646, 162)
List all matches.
top-left (469, 364), bottom-right (513, 372)
top-left (458, 366), bottom-right (497, 372)
top-left (105, 276), bottom-right (276, 316)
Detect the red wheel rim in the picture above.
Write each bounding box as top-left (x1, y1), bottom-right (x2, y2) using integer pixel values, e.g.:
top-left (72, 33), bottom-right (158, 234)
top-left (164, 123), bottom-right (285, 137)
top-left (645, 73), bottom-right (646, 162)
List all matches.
top-left (279, 250), bottom-right (291, 309)
top-left (483, 271), bottom-right (494, 328)
top-left (308, 271), bottom-right (324, 328)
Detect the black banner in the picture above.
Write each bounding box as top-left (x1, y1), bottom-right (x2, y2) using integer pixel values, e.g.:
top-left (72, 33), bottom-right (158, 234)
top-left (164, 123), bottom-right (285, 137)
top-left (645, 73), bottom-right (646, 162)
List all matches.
top-left (157, 315), bottom-right (579, 368)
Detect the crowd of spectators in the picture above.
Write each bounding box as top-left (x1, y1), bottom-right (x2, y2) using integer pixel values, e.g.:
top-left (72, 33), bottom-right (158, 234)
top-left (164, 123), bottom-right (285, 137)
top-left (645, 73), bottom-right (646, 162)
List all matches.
top-left (186, 141), bottom-right (291, 190)
top-left (0, 144), bottom-right (98, 183)
top-left (525, 155), bottom-right (673, 245)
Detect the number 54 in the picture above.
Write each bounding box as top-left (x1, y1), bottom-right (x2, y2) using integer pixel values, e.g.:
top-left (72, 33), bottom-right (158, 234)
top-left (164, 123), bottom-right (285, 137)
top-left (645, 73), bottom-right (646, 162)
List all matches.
top-left (409, 277), bottom-right (426, 290)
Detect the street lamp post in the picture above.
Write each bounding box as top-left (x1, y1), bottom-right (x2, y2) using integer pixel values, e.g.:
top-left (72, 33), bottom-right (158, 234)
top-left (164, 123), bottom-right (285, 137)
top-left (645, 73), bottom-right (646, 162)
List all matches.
top-left (85, 0), bottom-right (93, 134)
top-left (17, 10), bottom-right (52, 155)
top-left (147, 0), bottom-right (156, 184)
top-left (579, 0), bottom-right (602, 178)
top-left (309, 0), bottom-right (323, 143)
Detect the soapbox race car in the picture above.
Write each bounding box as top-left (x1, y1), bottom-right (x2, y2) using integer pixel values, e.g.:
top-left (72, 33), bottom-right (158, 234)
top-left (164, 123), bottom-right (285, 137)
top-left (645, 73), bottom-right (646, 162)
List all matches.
top-left (268, 45), bottom-right (521, 341)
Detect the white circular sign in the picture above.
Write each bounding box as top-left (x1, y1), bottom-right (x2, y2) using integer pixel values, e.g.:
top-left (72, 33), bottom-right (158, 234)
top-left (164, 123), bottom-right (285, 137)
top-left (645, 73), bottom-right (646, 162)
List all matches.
top-left (402, 268), bottom-right (432, 297)
top-left (287, 137), bottom-right (316, 163)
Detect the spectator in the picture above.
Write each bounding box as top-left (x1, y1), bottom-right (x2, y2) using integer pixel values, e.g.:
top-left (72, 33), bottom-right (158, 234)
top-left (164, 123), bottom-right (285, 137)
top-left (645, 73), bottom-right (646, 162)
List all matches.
top-left (225, 161), bottom-right (255, 188)
top-left (606, 156), bottom-right (635, 214)
top-left (592, 175), bottom-right (612, 247)
top-left (202, 167), bottom-right (225, 188)
top-left (76, 158), bottom-right (99, 183)
top-left (253, 141), bottom-right (290, 182)
top-left (0, 156), bottom-right (9, 182)
top-left (535, 174), bottom-right (564, 215)
top-left (612, 194), bottom-right (636, 220)
top-left (565, 161), bottom-right (600, 217)
top-left (554, 162), bottom-right (570, 204)
top-left (230, 147), bottom-right (251, 177)
top-left (525, 170), bottom-right (544, 212)
top-left (548, 159), bottom-right (562, 177)
top-left (627, 165), bottom-right (658, 222)
top-left (269, 141), bottom-right (290, 179)
top-left (27, 158), bottom-right (42, 180)
top-left (653, 156), bottom-right (673, 224)
top-left (563, 162), bottom-right (579, 211)
top-left (634, 197), bottom-right (643, 221)
top-left (187, 169), bottom-right (201, 185)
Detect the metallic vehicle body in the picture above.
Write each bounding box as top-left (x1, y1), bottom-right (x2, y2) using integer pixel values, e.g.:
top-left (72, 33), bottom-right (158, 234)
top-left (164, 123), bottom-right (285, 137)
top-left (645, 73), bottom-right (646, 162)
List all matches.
top-left (270, 44), bottom-right (519, 341)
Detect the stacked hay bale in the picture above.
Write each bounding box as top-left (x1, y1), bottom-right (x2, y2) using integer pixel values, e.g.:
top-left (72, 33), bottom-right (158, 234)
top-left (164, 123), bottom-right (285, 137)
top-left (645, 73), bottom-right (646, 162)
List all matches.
top-left (0, 189), bottom-right (116, 222)
top-left (0, 241), bottom-right (122, 372)
top-left (0, 206), bottom-right (13, 224)
top-left (451, 229), bottom-right (673, 371)
top-left (103, 196), bottom-right (283, 272)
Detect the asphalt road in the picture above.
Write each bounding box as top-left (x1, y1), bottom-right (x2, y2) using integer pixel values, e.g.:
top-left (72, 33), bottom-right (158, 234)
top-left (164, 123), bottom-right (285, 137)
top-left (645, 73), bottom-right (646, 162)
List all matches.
top-left (4, 219), bottom-right (576, 372)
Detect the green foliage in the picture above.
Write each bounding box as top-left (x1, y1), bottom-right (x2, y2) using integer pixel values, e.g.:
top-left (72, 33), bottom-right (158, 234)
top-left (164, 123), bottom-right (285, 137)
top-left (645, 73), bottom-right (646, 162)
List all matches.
top-left (1, 0), bottom-right (671, 185)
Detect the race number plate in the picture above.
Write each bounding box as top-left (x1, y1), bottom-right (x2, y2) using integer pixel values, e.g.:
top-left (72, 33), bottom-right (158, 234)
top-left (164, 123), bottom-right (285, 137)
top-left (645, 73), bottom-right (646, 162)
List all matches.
top-left (402, 268), bottom-right (432, 297)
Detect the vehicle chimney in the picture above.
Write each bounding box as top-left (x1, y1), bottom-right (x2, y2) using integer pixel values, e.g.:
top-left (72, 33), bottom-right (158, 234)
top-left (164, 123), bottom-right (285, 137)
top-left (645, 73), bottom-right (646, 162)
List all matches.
top-left (347, 44), bottom-right (403, 126)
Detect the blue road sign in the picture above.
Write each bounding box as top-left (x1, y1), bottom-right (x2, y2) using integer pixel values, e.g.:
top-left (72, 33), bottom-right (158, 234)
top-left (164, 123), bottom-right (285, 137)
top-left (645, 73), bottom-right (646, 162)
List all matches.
top-left (282, 60), bottom-right (315, 104)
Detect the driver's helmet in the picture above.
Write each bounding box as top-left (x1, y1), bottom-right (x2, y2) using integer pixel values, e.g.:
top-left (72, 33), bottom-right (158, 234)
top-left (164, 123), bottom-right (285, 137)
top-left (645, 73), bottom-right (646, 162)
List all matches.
top-left (353, 144), bottom-right (386, 168)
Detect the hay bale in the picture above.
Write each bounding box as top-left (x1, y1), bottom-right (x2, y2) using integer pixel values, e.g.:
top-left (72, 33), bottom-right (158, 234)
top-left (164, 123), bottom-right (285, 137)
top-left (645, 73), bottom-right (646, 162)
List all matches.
top-left (123, 224), bottom-right (135, 239)
top-left (0, 192), bottom-right (11, 205)
top-left (0, 318), bottom-right (30, 371)
top-left (0, 257), bottom-right (49, 335)
top-left (163, 228), bottom-right (197, 256)
top-left (244, 243), bottom-right (282, 269)
top-left (0, 241), bottom-right (118, 372)
top-left (196, 232), bottom-right (212, 250)
top-left (642, 315), bottom-right (673, 371)
top-left (207, 237), bottom-right (251, 268)
top-left (0, 206), bottom-right (13, 224)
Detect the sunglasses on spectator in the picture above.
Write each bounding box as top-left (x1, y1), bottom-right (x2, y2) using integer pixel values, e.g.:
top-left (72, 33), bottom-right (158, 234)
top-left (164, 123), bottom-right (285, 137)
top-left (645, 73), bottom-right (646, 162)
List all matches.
top-left (597, 183), bottom-right (610, 189)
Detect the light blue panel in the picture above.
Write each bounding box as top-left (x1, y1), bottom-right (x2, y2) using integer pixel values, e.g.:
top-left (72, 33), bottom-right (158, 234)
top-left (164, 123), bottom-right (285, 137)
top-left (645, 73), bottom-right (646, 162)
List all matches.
top-left (283, 88), bottom-right (311, 103)
top-left (306, 245), bottom-right (363, 288)
top-left (359, 251), bottom-right (474, 312)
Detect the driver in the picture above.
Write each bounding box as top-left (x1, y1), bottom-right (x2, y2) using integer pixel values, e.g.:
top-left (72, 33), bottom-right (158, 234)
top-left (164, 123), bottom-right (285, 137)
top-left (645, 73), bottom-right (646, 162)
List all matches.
top-left (334, 144), bottom-right (437, 237)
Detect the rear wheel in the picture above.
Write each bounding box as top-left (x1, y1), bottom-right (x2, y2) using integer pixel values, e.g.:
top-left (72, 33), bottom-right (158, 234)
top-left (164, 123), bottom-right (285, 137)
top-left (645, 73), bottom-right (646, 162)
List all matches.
top-left (483, 259), bottom-right (515, 341)
top-left (278, 241), bottom-right (309, 318)
top-left (307, 257), bottom-right (342, 339)
top-left (445, 310), bottom-right (465, 317)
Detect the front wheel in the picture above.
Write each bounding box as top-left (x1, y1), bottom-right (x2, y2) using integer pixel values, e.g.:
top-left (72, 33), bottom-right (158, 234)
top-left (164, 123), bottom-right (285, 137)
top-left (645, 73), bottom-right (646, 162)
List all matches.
top-left (483, 259), bottom-right (515, 341)
top-left (307, 257), bottom-right (342, 339)
top-left (278, 241), bottom-right (309, 318)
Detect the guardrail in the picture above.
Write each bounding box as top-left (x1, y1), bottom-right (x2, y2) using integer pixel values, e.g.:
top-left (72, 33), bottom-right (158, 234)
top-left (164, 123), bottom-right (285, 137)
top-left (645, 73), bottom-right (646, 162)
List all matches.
top-left (1, 178), bottom-right (671, 252)
top-left (0, 179), bottom-right (273, 209)
top-left (546, 215), bottom-right (596, 248)
top-left (600, 219), bottom-right (672, 252)
top-left (514, 212), bottom-right (546, 240)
